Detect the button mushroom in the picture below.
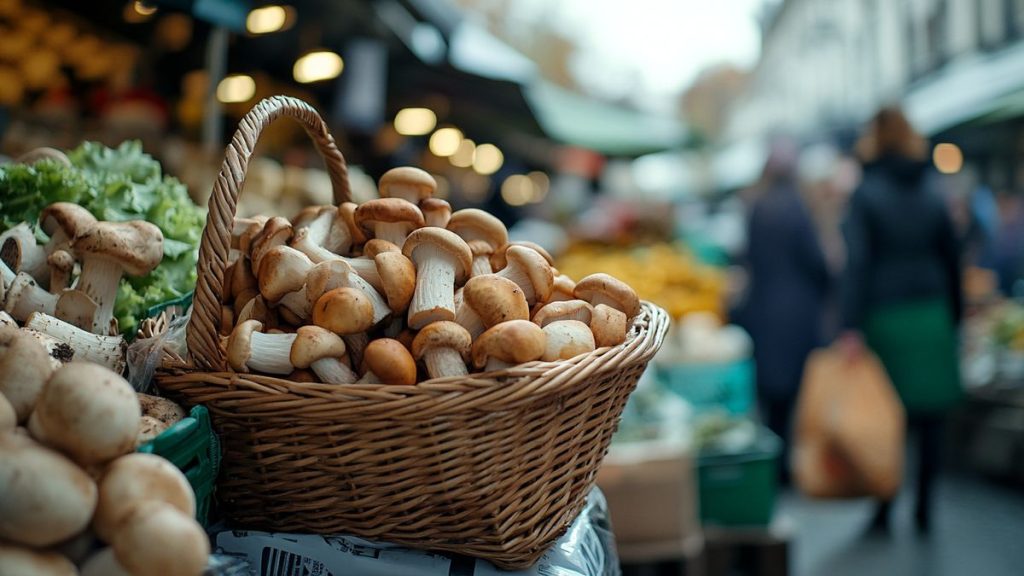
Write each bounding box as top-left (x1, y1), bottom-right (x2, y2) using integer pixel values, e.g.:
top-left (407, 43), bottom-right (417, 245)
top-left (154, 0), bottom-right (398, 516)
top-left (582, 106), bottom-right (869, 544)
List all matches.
top-left (574, 273), bottom-right (641, 320)
top-left (93, 452), bottom-right (195, 543)
top-left (354, 198), bottom-right (425, 248)
top-left (541, 320), bottom-right (596, 361)
top-left (590, 303), bottom-right (629, 347)
top-left (227, 319), bottom-right (296, 375)
top-left (25, 312), bottom-right (126, 372)
top-left (290, 325), bottom-right (357, 384)
top-left (491, 245), bottom-right (554, 306)
top-left (454, 274), bottom-right (529, 339)
top-left (420, 197), bottom-right (452, 228)
top-left (111, 501), bottom-right (209, 576)
top-left (379, 166), bottom-right (437, 204)
top-left (68, 220), bottom-right (163, 334)
top-left (0, 543), bottom-right (78, 576)
top-left (4, 272), bottom-right (57, 321)
top-left (471, 319), bottom-right (546, 372)
top-left (0, 325), bottom-right (56, 423)
top-left (0, 222), bottom-right (48, 286)
top-left (532, 299), bottom-right (594, 327)
top-left (313, 287), bottom-right (375, 335)
top-left (412, 321), bottom-right (471, 379)
top-left (402, 227), bottom-right (472, 329)
top-left (447, 208), bottom-right (508, 276)
top-left (358, 338), bottom-right (417, 385)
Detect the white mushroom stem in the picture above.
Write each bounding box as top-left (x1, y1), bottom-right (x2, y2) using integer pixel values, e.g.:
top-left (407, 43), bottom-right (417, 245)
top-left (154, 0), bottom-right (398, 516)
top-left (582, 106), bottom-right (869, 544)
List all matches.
top-left (454, 303), bottom-right (486, 340)
top-left (21, 328), bottom-right (70, 370)
top-left (409, 244), bottom-right (457, 328)
top-left (344, 258), bottom-right (382, 290)
top-left (471, 256), bottom-right (492, 277)
top-left (373, 222), bottom-right (411, 247)
top-left (278, 290), bottom-right (312, 321)
top-left (0, 310), bottom-right (15, 327)
top-left (0, 260), bottom-right (14, 287)
top-left (246, 332), bottom-right (297, 374)
top-left (292, 232), bottom-right (384, 291)
top-left (76, 258), bottom-right (124, 333)
top-left (4, 273), bottom-right (57, 321)
top-left (0, 228), bottom-right (49, 286)
top-left (44, 227), bottom-right (72, 256)
top-left (291, 228), bottom-right (338, 264)
top-left (423, 347), bottom-right (468, 378)
top-left (25, 312), bottom-right (126, 372)
top-left (311, 358), bottom-right (358, 384)
top-left (485, 358), bottom-right (514, 372)
top-left (495, 264), bottom-right (537, 304)
top-left (357, 370), bottom-right (381, 384)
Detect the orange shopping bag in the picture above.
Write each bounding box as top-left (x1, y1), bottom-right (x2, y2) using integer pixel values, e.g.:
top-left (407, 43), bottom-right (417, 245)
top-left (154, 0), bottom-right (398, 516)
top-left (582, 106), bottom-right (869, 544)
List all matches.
top-left (793, 346), bottom-right (905, 499)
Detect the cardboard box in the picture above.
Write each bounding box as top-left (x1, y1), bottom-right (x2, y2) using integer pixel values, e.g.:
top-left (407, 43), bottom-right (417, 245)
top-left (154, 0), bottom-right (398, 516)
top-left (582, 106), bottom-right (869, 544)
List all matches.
top-left (596, 439), bottom-right (701, 562)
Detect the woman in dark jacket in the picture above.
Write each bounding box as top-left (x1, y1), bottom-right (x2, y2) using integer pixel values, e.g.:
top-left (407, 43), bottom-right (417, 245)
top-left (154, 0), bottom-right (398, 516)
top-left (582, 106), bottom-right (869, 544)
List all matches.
top-left (841, 107), bottom-right (963, 532)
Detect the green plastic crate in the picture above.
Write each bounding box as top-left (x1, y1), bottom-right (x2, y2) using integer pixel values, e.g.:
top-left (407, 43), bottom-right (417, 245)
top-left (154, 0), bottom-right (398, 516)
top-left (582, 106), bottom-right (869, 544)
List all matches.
top-left (138, 405), bottom-right (220, 526)
top-left (657, 359), bottom-right (755, 416)
top-left (697, 428), bottom-right (780, 527)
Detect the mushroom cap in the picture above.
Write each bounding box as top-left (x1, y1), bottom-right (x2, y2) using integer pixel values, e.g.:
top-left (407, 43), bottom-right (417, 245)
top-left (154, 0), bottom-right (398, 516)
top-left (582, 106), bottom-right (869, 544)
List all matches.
top-left (290, 325), bottom-right (347, 369)
top-left (47, 249), bottom-right (74, 272)
top-left (0, 325), bottom-right (56, 422)
top-left (227, 319), bottom-right (263, 372)
top-left (257, 245), bottom-right (314, 302)
top-left (463, 274), bottom-right (529, 327)
top-left (338, 202), bottom-right (367, 246)
top-left (379, 166), bottom-right (436, 201)
top-left (93, 452), bottom-right (195, 543)
top-left (0, 544), bottom-right (78, 576)
top-left (447, 208), bottom-right (508, 250)
top-left (361, 338), bottom-right (417, 385)
top-left (411, 321), bottom-right (471, 360)
top-left (305, 259), bottom-right (351, 306)
top-left (467, 239), bottom-right (496, 259)
top-left (574, 273), bottom-right (640, 319)
top-left (419, 198), bottom-right (452, 227)
top-left (402, 227), bottom-right (473, 282)
top-left (112, 501), bottom-right (209, 576)
top-left (250, 216), bottom-right (294, 273)
top-left (354, 198), bottom-right (425, 233)
top-left (541, 320), bottom-right (596, 361)
top-left (504, 245), bottom-right (554, 301)
top-left (292, 205), bottom-right (334, 229)
top-left (73, 220), bottom-right (163, 276)
top-left (39, 202), bottom-right (96, 239)
top-left (471, 319), bottom-right (546, 368)
top-left (532, 299), bottom-right (594, 327)
top-left (591, 303), bottom-right (629, 347)
top-left (313, 287), bottom-right (375, 335)
top-left (491, 241), bottom-right (554, 271)
top-left (237, 218), bottom-right (268, 256)
top-left (375, 252), bottom-right (416, 313)
top-left (550, 274), bottom-right (577, 299)
top-left (363, 238), bottom-right (401, 258)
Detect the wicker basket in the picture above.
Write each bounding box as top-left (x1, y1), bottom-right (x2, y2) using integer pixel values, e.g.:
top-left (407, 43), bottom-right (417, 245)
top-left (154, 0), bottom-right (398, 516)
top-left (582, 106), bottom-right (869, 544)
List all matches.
top-left (154, 96), bottom-right (670, 569)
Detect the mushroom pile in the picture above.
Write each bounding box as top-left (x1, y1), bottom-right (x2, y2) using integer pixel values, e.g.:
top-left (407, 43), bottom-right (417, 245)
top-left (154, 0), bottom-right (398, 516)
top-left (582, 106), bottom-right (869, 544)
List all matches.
top-left (222, 166), bottom-right (642, 384)
top-left (0, 330), bottom-right (206, 576)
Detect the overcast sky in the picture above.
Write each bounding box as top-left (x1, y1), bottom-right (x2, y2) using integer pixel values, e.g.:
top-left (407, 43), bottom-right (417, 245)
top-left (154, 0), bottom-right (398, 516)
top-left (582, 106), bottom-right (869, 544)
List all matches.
top-left (498, 0), bottom-right (767, 109)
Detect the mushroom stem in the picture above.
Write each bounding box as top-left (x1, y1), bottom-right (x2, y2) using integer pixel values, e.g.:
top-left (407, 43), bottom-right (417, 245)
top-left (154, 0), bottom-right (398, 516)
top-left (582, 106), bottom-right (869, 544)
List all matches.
top-left (291, 228), bottom-right (340, 264)
top-left (454, 304), bottom-right (486, 340)
top-left (484, 358), bottom-right (514, 372)
top-left (357, 370), bottom-right (380, 384)
top-left (21, 328), bottom-right (71, 369)
top-left (345, 258), bottom-right (382, 290)
top-left (495, 265), bottom-right (538, 303)
top-left (408, 244), bottom-right (457, 329)
top-left (278, 290), bottom-right (312, 321)
top-left (0, 310), bottom-right (15, 327)
top-left (247, 332), bottom-right (297, 374)
top-left (0, 261), bottom-right (14, 287)
top-left (345, 273), bottom-right (390, 324)
top-left (76, 258), bottom-right (123, 332)
top-left (47, 250), bottom-right (74, 294)
top-left (0, 228), bottom-right (48, 287)
top-left (25, 312), bottom-right (126, 372)
top-left (423, 347), bottom-right (468, 379)
top-left (374, 222), bottom-right (411, 247)
top-left (471, 256), bottom-right (492, 277)
top-left (311, 358), bottom-right (358, 384)
top-left (4, 273), bottom-right (57, 321)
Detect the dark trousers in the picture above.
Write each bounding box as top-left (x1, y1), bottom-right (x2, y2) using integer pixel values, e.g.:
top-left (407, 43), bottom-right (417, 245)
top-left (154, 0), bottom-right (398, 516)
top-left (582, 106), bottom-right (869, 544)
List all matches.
top-left (878, 415), bottom-right (944, 522)
top-left (760, 395), bottom-right (795, 484)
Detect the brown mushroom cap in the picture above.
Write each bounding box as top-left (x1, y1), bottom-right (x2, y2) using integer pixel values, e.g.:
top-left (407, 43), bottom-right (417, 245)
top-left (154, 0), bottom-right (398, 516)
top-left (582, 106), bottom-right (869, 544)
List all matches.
top-left (226, 319), bottom-right (263, 372)
top-left (250, 217), bottom-right (294, 273)
top-left (491, 241), bottom-right (554, 271)
top-left (354, 198), bottom-right (425, 234)
top-left (447, 208), bottom-right (508, 251)
top-left (419, 198), bottom-right (452, 227)
top-left (549, 274), bottom-right (577, 300)
top-left (541, 320), bottom-right (596, 361)
top-left (463, 275), bottom-right (529, 327)
top-left (591, 303), bottom-right (629, 347)
top-left (402, 227), bottom-right (473, 282)
top-left (338, 202), bottom-right (367, 246)
top-left (257, 246), bottom-right (314, 302)
top-left (379, 167), bottom-right (437, 201)
top-left (361, 338), bottom-right (417, 385)
top-left (0, 326), bottom-right (55, 422)
top-left (532, 299), bottom-right (594, 327)
top-left (313, 287), bottom-right (375, 335)
top-left (503, 245), bottom-right (554, 302)
top-left (574, 273), bottom-right (640, 319)
top-left (40, 202), bottom-right (96, 240)
top-left (363, 239), bottom-right (401, 258)
top-left (305, 259), bottom-right (350, 306)
top-left (290, 325), bottom-right (347, 369)
top-left (471, 319), bottom-right (546, 369)
top-left (411, 321), bottom-right (471, 361)
top-left (73, 220), bottom-right (164, 276)
top-left (376, 252), bottom-right (416, 313)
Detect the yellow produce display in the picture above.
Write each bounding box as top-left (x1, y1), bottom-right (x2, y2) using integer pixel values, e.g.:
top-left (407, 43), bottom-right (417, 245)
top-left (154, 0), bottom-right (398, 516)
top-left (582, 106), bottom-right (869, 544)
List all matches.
top-left (557, 243), bottom-right (725, 321)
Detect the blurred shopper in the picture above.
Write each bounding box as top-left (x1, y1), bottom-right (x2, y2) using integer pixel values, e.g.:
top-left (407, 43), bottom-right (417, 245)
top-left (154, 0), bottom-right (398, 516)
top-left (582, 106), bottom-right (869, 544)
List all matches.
top-left (841, 107), bottom-right (962, 533)
top-left (993, 192), bottom-right (1024, 295)
top-left (742, 139), bottom-right (830, 481)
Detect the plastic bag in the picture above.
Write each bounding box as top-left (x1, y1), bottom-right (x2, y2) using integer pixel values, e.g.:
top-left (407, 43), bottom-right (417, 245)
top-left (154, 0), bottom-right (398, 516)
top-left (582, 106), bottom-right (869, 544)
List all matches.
top-left (793, 346), bottom-right (905, 499)
top-left (126, 310), bottom-right (191, 393)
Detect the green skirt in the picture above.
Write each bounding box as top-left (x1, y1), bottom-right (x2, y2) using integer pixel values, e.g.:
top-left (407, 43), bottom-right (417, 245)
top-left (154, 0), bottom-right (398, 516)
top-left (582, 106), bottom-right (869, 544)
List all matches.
top-left (864, 299), bottom-right (962, 415)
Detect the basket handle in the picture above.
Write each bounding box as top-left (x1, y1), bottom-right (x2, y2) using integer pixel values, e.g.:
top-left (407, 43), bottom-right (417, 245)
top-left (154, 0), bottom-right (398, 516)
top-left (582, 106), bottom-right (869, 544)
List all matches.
top-left (187, 96), bottom-right (352, 370)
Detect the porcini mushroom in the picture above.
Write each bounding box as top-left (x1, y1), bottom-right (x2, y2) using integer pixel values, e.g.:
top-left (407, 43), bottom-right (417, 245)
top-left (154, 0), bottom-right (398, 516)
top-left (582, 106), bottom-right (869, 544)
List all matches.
top-left (32, 362), bottom-right (141, 464)
top-left (313, 287), bottom-right (375, 335)
top-left (93, 452), bottom-right (195, 542)
top-left (305, 259), bottom-right (391, 325)
top-left (532, 299), bottom-right (594, 328)
top-left (447, 208), bottom-right (508, 276)
top-left (25, 312), bottom-right (126, 372)
top-left (0, 544), bottom-right (78, 576)
top-left (454, 274), bottom-right (529, 339)
top-left (574, 273), bottom-right (641, 320)
top-left (0, 325), bottom-right (56, 422)
top-left (590, 303), bottom-right (628, 347)
top-left (363, 238), bottom-right (400, 257)
top-left (0, 223), bottom-right (47, 285)
top-left (412, 321), bottom-right (471, 379)
top-left (4, 272), bottom-right (57, 321)
top-left (358, 338), bottom-right (417, 385)
top-left (490, 240), bottom-right (554, 272)
top-left (249, 216), bottom-right (293, 276)
top-left (112, 501), bottom-right (209, 576)
top-left (375, 251), bottom-right (416, 313)
top-left (338, 202), bottom-right (367, 248)
top-left (403, 227), bottom-right (472, 329)
top-left (291, 205), bottom-right (354, 260)
top-left (46, 250), bottom-right (74, 294)
top-left (379, 166), bottom-right (437, 204)
top-left (39, 201), bottom-right (96, 255)
top-left (227, 320), bottom-right (297, 375)
top-left (354, 198), bottom-right (425, 247)
top-left (492, 245), bottom-right (554, 305)
top-left (541, 320), bottom-right (596, 361)
top-left (290, 325), bottom-right (357, 384)
top-left (70, 220), bottom-right (163, 333)
top-left (257, 245), bottom-right (315, 304)
top-left (471, 320), bottom-right (546, 371)
top-left (420, 197), bottom-right (452, 228)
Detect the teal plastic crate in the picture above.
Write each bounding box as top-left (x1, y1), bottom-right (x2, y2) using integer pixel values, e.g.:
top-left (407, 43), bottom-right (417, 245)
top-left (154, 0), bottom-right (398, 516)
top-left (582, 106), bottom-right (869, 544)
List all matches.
top-left (138, 405), bottom-right (220, 526)
top-left (697, 427), bottom-right (780, 527)
top-left (657, 359), bottom-right (755, 415)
